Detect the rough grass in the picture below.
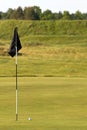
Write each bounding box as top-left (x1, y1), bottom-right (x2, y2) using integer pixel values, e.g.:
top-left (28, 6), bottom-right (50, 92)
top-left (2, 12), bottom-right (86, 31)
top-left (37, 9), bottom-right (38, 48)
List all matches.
top-left (0, 77), bottom-right (87, 130)
top-left (0, 43), bottom-right (87, 77)
top-left (0, 20), bottom-right (87, 78)
top-left (0, 20), bottom-right (87, 40)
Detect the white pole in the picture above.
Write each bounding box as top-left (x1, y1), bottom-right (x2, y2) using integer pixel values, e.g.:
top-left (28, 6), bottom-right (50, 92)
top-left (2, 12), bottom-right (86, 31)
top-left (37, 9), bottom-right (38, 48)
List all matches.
top-left (16, 45), bottom-right (18, 121)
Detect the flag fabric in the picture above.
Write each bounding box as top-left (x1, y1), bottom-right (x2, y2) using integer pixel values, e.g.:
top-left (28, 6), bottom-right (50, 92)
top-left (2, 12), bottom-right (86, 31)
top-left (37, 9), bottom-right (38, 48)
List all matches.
top-left (8, 27), bottom-right (22, 57)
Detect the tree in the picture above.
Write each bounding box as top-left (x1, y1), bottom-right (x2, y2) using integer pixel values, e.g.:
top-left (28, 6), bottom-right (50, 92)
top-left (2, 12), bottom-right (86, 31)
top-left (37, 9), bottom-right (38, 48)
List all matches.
top-left (82, 13), bottom-right (87, 20)
top-left (16, 6), bottom-right (24, 19)
top-left (1, 12), bottom-right (7, 19)
top-left (62, 11), bottom-right (71, 20)
top-left (53, 11), bottom-right (63, 20)
top-left (70, 13), bottom-right (76, 20)
top-left (41, 9), bottom-right (54, 20)
top-left (6, 8), bottom-right (14, 19)
top-left (24, 7), bottom-right (37, 20)
top-left (33, 6), bottom-right (42, 20)
top-left (0, 12), bottom-right (2, 19)
top-left (1, 6), bottom-right (87, 20)
top-left (11, 7), bottom-right (24, 19)
top-left (75, 10), bottom-right (83, 20)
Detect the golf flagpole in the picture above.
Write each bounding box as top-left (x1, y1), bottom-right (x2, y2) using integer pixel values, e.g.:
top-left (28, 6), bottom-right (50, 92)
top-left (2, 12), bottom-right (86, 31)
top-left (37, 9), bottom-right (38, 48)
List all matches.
top-left (8, 27), bottom-right (22, 121)
top-left (16, 44), bottom-right (18, 121)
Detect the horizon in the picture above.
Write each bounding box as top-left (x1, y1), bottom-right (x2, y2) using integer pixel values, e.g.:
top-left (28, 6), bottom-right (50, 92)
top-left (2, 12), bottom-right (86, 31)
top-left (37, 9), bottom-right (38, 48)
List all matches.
top-left (0, 6), bottom-right (87, 14)
top-left (0, 0), bottom-right (87, 13)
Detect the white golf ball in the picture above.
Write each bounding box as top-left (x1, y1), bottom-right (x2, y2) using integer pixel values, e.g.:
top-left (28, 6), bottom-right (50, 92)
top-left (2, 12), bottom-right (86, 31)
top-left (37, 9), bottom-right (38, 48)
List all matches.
top-left (28, 117), bottom-right (32, 120)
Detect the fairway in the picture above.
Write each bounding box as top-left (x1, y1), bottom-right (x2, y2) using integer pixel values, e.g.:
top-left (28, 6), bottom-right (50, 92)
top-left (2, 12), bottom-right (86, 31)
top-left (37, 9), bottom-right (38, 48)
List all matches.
top-left (0, 77), bottom-right (87, 130)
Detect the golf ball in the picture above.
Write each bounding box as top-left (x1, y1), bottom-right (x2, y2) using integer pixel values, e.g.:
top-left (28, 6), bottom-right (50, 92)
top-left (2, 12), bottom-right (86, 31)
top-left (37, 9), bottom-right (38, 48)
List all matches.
top-left (28, 117), bottom-right (32, 120)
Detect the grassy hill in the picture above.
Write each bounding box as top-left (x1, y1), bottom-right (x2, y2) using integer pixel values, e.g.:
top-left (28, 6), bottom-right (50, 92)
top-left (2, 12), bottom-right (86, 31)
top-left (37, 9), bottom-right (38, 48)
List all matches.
top-left (0, 20), bottom-right (87, 46)
top-left (0, 20), bottom-right (87, 77)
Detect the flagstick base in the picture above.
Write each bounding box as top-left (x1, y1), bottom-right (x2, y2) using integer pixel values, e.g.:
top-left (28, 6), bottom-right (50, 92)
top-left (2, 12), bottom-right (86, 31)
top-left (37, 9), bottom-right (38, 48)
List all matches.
top-left (16, 114), bottom-right (18, 121)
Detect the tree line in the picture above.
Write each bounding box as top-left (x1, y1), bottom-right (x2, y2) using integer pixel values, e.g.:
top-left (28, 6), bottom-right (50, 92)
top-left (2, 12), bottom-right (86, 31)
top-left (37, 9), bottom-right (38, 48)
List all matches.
top-left (0, 6), bottom-right (87, 20)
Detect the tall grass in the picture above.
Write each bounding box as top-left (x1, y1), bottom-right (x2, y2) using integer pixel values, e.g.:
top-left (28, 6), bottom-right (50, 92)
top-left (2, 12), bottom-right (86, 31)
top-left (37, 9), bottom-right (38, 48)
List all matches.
top-left (0, 20), bottom-right (87, 39)
top-left (0, 20), bottom-right (87, 77)
top-left (0, 44), bottom-right (87, 77)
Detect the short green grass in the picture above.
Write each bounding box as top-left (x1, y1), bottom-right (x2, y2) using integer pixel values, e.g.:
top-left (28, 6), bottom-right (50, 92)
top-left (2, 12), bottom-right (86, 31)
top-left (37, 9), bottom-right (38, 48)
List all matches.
top-left (0, 77), bottom-right (87, 130)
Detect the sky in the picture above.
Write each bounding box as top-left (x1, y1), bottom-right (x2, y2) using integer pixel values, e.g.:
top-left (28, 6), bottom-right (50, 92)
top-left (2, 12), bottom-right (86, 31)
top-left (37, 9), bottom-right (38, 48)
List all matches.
top-left (0, 0), bottom-right (87, 13)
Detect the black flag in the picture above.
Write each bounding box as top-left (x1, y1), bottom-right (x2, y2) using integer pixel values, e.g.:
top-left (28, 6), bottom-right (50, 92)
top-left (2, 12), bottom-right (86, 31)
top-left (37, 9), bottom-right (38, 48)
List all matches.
top-left (8, 27), bottom-right (22, 57)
